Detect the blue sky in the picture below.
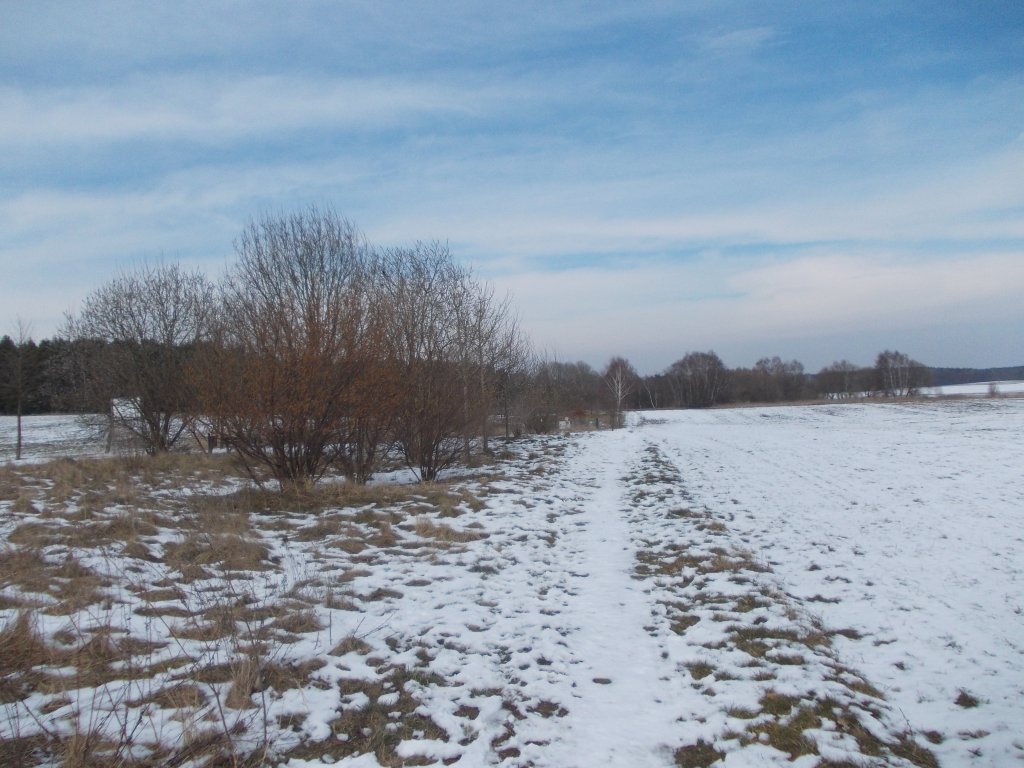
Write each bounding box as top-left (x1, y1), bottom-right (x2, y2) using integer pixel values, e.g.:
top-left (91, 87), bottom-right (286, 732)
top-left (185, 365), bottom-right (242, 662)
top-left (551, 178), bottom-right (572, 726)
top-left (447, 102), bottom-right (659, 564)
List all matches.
top-left (2, 1), bottom-right (1022, 373)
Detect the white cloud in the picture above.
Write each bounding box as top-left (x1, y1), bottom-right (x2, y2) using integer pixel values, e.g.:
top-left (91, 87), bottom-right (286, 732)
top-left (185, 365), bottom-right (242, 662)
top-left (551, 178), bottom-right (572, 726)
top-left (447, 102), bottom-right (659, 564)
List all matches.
top-left (1, 3), bottom-right (1021, 369)
top-left (0, 74), bottom-right (511, 147)
top-left (500, 250), bottom-right (1024, 372)
top-left (702, 26), bottom-right (775, 55)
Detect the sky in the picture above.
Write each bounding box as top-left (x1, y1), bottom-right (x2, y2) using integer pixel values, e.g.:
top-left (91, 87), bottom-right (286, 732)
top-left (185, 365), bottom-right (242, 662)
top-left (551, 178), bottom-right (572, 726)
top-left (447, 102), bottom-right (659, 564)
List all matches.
top-left (1, 1), bottom-right (1022, 374)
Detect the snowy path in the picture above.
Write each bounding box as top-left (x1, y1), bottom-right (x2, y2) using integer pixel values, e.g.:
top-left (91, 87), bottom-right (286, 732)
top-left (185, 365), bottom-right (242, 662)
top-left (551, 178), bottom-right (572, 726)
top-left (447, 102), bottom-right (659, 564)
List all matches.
top-left (316, 426), bottom-right (942, 766)
top-left (513, 427), bottom-right (680, 766)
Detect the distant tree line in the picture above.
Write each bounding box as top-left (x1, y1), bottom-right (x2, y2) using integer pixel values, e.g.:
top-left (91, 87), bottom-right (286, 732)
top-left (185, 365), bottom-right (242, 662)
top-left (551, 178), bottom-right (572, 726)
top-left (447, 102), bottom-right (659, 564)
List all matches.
top-left (0, 326), bottom-right (950, 460)
top-left (510, 349), bottom-right (933, 421)
top-left (928, 365), bottom-right (1024, 387)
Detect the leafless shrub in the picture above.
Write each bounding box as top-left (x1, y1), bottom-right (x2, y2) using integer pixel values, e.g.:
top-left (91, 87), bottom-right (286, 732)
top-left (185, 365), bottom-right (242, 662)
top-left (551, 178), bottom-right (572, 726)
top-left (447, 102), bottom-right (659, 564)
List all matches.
top-left (381, 243), bottom-right (492, 480)
top-left (201, 207), bottom-right (378, 490)
top-left (61, 261), bottom-right (216, 455)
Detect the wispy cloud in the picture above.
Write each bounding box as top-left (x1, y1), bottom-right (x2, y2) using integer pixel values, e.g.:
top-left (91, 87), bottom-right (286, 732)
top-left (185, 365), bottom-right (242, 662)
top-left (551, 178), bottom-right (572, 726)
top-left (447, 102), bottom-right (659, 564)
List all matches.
top-left (1, 3), bottom-right (1021, 369)
top-left (0, 74), bottom-right (513, 147)
top-left (701, 26), bottom-right (775, 55)
top-left (503, 250), bottom-right (1024, 371)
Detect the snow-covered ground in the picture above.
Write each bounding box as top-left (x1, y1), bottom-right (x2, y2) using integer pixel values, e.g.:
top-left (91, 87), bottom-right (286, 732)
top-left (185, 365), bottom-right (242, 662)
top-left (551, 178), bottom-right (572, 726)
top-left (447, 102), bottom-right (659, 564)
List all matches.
top-left (921, 380), bottom-right (1024, 397)
top-left (639, 399), bottom-right (1024, 766)
top-left (2, 400), bottom-right (1022, 766)
top-left (0, 413), bottom-right (106, 461)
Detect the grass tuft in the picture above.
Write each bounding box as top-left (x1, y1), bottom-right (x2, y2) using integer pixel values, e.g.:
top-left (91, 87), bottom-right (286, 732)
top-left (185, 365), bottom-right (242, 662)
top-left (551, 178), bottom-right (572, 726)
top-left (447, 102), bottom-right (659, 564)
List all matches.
top-left (955, 689), bottom-right (980, 708)
top-left (675, 740), bottom-right (725, 768)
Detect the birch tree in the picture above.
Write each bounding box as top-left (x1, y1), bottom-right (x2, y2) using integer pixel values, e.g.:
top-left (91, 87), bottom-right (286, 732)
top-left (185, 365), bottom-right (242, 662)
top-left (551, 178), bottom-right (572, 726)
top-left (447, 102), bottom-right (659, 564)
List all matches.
top-left (603, 356), bottom-right (637, 428)
top-left (874, 350), bottom-right (929, 397)
top-left (1, 319), bottom-right (34, 459)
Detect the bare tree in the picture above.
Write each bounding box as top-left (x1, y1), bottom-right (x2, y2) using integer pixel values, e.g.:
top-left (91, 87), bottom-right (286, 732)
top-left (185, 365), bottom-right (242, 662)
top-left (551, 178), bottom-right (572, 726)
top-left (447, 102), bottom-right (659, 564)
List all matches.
top-left (817, 360), bottom-right (863, 400)
top-left (497, 331), bottom-right (532, 440)
top-left (750, 356), bottom-right (807, 402)
top-left (526, 358), bottom-right (605, 433)
top-left (454, 277), bottom-right (530, 455)
top-left (204, 208), bottom-right (373, 489)
top-left (379, 242), bottom-right (474, 481)
top-left (62, 262), bottom-right (215, 454)
top-left (667, 351), bottom-right (728, 408)
top-left (1, 319), bottom-right (34, 459)
top-left (603, 356), bottom-right (638, 428)
top-left (335, 276), bottom-right (400, 484)
top-left (875, 350), bottom-right (929, 397)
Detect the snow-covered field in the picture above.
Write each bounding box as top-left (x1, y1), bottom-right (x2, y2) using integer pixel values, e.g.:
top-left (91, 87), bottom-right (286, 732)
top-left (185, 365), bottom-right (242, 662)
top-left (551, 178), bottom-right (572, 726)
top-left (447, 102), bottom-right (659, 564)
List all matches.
top-left (639, 400), bottom-right (1024, 766)
top-left (1, 400), bottom-right (1021, 766)
top-left (921, 380), bottom-right (1024, 397)
top-left (0, 413), bottom-right (106, 462)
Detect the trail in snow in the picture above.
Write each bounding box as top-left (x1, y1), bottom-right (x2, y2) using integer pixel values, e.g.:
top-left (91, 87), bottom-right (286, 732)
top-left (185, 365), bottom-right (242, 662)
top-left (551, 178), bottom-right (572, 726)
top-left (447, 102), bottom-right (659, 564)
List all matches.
top-left (515, 427), bottom-right (679, 767)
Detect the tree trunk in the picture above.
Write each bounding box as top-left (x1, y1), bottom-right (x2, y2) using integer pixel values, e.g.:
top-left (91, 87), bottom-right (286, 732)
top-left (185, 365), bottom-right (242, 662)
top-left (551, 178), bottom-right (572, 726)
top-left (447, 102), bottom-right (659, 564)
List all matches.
top-left (15, 398), bottom-right (22, 461)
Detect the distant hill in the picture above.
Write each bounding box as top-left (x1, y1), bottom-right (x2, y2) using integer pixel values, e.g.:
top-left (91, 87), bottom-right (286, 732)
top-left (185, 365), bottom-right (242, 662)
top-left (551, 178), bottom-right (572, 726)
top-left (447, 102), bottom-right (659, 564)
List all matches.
top-left (928, 366), bottom-right (1024, 387)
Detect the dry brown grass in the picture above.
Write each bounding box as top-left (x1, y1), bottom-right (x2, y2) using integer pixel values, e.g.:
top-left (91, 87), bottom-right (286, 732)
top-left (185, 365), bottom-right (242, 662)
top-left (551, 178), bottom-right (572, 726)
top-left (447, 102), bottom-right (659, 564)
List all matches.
top-left (736, 691), bottom-right (938, 767)
top-left (133, 682), bottom-right (208, 710)
top-left (413, 516), bottom-right (485, 544)
top-left (286, 665), bottom-right (448, 767)
top-left (164, 533), bottom-right (270, 576)
top-left (675, 740), bottom-right (725, 767)
top-left (0, 464), bottom-right (23, 501)
top-left (268, 608), bottom-right (324, 635)
top-left (225, 657), bottom-right (261, 710)
top-left (0, 548), bottom-right (50, 591)
top-left (194, 481), bottom-right (412, 518)
top-left (367, 521), bottom-right (397, 548)
top-left (0, 440), bottom-right (509, 766)
top-left (685, 661), bottom-right (715, 681)
top-left (330, 634), bottom-right (372, 656)
top-left (955, 689), bottom-right (981, 708)
top-left (0, 612), bottom-right (56, 690)
top-left (194, 506), bottom-right (250, 536)
top-left (412, 484), bottom-right (485, 517)
top-left (729, 625), bottom-right (830, 659)
top-left (190, 477), bottom-right (486, 524)
top-left (0, 550), bottom-right (106, 614)
top-left (8, 521), bottom-right (63, 547)
top-left (261, 658), bottom-right (325, 693)
top-left (291, 516), bottom-right (347, 541)
top-left (12, 514), bottom-right (162, 554)
top-left (6, 453), bottom-right (240, 516)
top-left (169, 620), bottom-right (230, 642)
top-left (46, 556), bottom-right (108, 615)
top-left (10, 492), bottom-right (41, 514)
